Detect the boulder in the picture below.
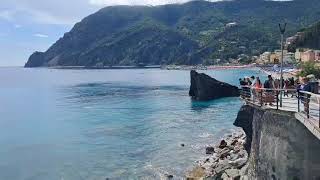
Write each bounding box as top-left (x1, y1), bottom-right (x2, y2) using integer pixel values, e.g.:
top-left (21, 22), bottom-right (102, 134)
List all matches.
top-left (219, 140), bottom-right (228, 149)
top-left (206, 146), bottom-right (215, 154)
top-left (189, 70), bottom-right (239, 101)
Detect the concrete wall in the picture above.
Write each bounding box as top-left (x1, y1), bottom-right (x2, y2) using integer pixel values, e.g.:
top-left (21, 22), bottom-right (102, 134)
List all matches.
top-left (235, 105), bottom-right (320, 180)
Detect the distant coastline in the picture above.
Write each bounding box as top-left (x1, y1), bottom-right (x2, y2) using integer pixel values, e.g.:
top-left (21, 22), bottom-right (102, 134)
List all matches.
top-left (31, 64), bottom-right (299, 80)
top-left (47, 65), bottom-right (162, 70)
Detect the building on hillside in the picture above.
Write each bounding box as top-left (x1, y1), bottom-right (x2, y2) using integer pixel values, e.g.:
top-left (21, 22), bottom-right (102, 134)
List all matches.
top-left (270, 53), bottom-right (280, 64)
top-left (259, 52), bottom-right (271, 64)
top-left (314, 50), bottom-right (320, 61)
top-left (295, 49), bottom-right (303, 61)
top-left (284, 52), bottom-right (295, 64)
top-left (286, 36), bottom-right (297, 46)
top-left (226, 22), bottom-right (238, 28)
top-left (301, 50), bottom-right (315, 62)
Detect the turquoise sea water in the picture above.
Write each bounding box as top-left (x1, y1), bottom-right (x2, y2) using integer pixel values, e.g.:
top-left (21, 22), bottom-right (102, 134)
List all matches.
top-left (0, 67), bottom-right (263, 179)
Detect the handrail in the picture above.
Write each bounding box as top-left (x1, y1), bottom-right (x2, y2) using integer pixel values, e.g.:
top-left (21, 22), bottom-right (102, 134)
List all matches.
top-left (240, 86), bottom-right (320, 128)
top-left (240, 85), bottom-right (296, 92)
top-left (300, 90), bottom-right (320, 98)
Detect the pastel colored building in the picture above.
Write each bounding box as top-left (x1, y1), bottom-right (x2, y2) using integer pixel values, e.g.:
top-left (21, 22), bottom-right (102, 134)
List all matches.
top-left (301, 50), bottom-right (315, 62)
top-left (295, 49), bottom-right (302, 61)
top-left (314, 50), bottom-right (320, 61)
top-left (259, 52), bottom-right (271, 64)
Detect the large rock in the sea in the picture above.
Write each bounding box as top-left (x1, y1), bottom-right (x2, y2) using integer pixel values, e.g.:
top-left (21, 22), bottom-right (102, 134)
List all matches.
top-left (189, 70), bottom-right (239, 101)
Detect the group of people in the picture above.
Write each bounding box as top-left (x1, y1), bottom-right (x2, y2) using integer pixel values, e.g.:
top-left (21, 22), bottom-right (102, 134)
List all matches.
top-left (239, 75), bottom-right (296, 92)
top-left (239, 75), bottom-right (276, 105)
top-left (239, 74), bottom-right (318, 112)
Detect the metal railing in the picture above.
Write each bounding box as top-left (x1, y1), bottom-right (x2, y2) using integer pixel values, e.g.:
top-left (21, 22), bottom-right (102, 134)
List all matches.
top-left (240, 86), bottom-right (320, 128)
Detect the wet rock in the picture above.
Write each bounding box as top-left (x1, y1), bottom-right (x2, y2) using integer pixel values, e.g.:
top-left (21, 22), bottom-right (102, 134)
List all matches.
top-left (229, 153), bottom-right (240, 161)
top-left (181, 143), bottom-right (185, 147)
top-left (191, 131), bottom-right (249, 179)
top-left (219, 140), bottom-right (228, 149)
top-left (240, 164), bottom-right (249, 176)
top-left (206, 146), bottom-right (215, 154)
top-left (231, 139), bottom-right (238, 146)
top-left (189, 70), bottom-right (239, 101)
top-left (240, 175), bottom-right (249, 180)
top-left (221, 172), bottom-right (229, 179)
top-left (166, 174), bottom-right (173, 179)
top-left (219, 148), bottom-right (230, 159)
top-left (229, 157), bottom-right (247, 168)
top-left (225, 169), bottom-right (240, 178)
top-left (186, 166), bottom-right (206, 179)
top-left (213, 160), bottom-right (232, 175)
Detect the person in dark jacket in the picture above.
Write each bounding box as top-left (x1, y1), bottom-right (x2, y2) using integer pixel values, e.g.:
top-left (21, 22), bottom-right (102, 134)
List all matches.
top-left (297, 77), bottom-right (312, 114)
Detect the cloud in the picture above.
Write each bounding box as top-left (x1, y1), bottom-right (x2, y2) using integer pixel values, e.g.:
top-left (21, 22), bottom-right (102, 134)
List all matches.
top-left (0, 0), bottom-right (226, 25)
top-left (33, 33), bottom-right (49, 38)
top-left (88, 0), bottom-right (222, 6)
top-left (0, 0), bottom-right (95, 25)
top-left (14, 24), bottom-right (22, 28)
top-left (0, 10), bottom-right (15, 21)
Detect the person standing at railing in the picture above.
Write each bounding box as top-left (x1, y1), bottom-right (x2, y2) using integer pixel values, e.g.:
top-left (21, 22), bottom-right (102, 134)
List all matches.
top-left (244, 77), bottom-right (252, 86)
top-left (242, 77), bottom-right (252, 98)
top-left (254, 77), bottom-right (263, 104)
top-left (250, 76), bottom-right (256, 87)
top-left (250, 76), bottom-right (256, 101)
top-left (239, 78), bottom-right (246, 86)
top-left (297, 77), bottom-right (312, 114)
top-left (255, 77), bottom-right (262, 90)
top-left (284, 79), bottom-right (290, 97)
top-left (264, 75), bottom-right (275, 106)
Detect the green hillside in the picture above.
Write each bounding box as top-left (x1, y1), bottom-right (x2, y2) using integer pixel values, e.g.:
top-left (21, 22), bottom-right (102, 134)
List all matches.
top-left (25, 0), bottom-right (320, 67)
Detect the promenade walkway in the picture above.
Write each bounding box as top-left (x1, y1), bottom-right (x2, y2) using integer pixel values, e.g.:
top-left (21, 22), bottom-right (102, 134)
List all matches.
top-left (240, 87), bottom-right (320, 139)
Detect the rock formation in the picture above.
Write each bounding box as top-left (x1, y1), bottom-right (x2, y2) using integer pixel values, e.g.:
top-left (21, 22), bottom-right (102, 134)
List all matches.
top-left (189, 70), bottom-right (239, 101)
top-left (187, 131), bottom-right (249, 179)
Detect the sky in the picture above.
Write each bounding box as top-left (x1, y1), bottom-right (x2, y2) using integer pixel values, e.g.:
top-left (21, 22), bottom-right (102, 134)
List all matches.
top-left (0, 0), bottom-right (212, 66)
top-left (0, 0), bottom-right (287, 66)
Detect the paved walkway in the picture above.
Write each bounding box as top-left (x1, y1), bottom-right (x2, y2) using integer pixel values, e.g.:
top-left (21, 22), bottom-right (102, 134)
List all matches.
top-left (243, 93), bottom-right (320, 139)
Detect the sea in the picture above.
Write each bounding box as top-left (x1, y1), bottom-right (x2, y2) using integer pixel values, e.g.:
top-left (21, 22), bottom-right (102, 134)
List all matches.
top-left (0, 67), bottom-right (264, 180)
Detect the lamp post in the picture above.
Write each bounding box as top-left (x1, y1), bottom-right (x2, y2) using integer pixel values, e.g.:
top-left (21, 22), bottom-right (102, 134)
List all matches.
top-left (279, 23), bottom-right (287, 107)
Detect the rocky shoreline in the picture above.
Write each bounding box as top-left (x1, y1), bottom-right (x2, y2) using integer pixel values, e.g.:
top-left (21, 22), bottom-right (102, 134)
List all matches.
top-left (187, 130), bottom-right (249, 180)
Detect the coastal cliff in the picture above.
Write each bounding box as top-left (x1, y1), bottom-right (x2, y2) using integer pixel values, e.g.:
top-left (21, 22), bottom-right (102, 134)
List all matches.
top-left (235, 105), bottom-right (320, 180)
top-left (190, 104), bottom-right (320, 179)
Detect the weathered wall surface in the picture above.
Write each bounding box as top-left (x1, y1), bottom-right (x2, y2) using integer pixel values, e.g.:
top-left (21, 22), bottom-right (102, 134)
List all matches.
top-left (235, 105), bottom-right (320, 180)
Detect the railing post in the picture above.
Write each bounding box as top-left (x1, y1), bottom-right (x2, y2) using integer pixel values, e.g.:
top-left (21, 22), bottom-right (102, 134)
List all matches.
top-left (318, 99), bottom-right (320, 128)
top-left (276, 90), bottom-right (279, 110)
top-left (260, 90), bottom-right (263, 107)
top-left (252, 88), bottom-right (255, 104)
top-left (297, 92), bottom-right (300, 112)
top-left (307, 95), bottom-right (310, 119)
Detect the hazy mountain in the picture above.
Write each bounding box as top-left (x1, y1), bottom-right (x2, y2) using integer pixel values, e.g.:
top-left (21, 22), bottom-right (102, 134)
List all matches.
top-left (25, 0), bottom-right (320, 67)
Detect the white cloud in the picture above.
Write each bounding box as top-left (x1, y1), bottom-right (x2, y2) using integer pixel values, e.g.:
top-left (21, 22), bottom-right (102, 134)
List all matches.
top-left (14, 24), bottom-right (22, 28)
top-left (89, 0), bottom-right (192, 6)
top-left (0, 10), bottom-right (15, 21)
top-left (33, 33), bottom-right (49, 38)
top-left (0, 0), bottom-right (95, 25)
top-left (88, 0), bottom-right (223, 6)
